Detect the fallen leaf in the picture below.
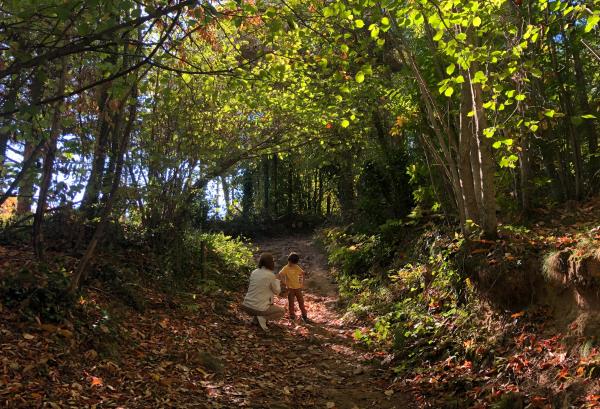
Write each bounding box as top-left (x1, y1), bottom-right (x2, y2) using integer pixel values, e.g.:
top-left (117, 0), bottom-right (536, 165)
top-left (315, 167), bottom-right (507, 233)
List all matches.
top-left (90, 376), bottom-right (103, 387)
top-left (384, 389), bottom-right (394, 396)
top-left (326, 402), bottom-right (336, 408)
top-left (511, 311), bottom-right (525, 319)
top-left (22, 333), bottom-right (35, 340)
top-left (58, 329), bottom-right (73, 338)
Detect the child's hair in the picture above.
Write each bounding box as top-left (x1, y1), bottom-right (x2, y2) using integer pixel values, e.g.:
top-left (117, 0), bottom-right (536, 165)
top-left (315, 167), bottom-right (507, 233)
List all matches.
top-left (258, 253), bottom-right (275, 271)
top-left (287, 252), bottom-right (300, 264)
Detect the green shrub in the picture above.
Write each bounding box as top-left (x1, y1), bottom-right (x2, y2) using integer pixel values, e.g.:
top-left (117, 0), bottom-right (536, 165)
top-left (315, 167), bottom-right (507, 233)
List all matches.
top-left (320, 225), bottom-right (475, 371)
top-left (1, 266), bottom-right (75, 323)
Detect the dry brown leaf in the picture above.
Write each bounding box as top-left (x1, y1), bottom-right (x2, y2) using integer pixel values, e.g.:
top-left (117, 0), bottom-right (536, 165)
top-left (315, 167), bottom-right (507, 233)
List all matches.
top-left (90, 377), bottom-right (103, 387)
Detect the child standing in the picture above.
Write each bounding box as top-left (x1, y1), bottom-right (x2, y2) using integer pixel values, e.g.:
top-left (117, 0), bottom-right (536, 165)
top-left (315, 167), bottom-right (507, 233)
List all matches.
top-left (279, 252), bottom-right (311, 323)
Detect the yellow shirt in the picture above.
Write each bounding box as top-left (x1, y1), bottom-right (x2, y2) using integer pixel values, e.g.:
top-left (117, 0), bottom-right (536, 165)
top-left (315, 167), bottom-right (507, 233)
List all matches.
top-left (279, 264), bottom-right (305, 289)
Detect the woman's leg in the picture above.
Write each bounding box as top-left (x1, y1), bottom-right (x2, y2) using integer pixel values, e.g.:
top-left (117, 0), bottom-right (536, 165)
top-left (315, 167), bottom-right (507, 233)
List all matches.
top-left (263, 305), bottom-right (285, 321)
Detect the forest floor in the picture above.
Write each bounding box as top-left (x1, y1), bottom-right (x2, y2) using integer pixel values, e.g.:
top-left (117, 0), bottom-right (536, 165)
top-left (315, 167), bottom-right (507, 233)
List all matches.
top-left (0, 235), bottom-right (410, 409)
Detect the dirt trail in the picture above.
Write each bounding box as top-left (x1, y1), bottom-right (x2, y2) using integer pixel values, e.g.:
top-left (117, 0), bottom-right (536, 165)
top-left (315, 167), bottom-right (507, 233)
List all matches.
top-left (1, 236), bottom-right (413, 409)
top-left (222, 234), bottom-right (412, 409)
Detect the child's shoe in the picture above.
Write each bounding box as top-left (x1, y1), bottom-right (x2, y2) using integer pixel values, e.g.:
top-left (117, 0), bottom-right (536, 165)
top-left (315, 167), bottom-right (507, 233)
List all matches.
top-left (301, 315), bottom-right (313, 324)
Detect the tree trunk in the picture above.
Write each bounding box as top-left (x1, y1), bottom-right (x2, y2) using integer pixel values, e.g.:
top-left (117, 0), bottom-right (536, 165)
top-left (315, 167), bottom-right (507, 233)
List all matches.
top-left (470, 77), bottom-right (497, 238)
top-left (458, 76), bottom-right (480, 227)
top-left (16, 71), bottom-right (43, 215)
top-left (317, 169), bottom-right (323, 216)
top-left (69, 85), bottom-right (138, 293)
top-left (221, 175), bottom-right (230, 216)
top-left (33, 61), bottom-right (67, 259)
top-left (287, 166), bottom-right (293, 217)
top-left (262, 155), bottom-right (269, 217)
top-left (571, 42), bottom-right (599, 185)
top-left (0, 75), bottom-right (21, 176)
top-left (550, 37), bottom-right (583, 199)
top-left (81, 83), bottom-right (112, 215)
top-left (272, 154), bottom-right (278, 216)
top-left (16, 141), bottom-right (35, 215)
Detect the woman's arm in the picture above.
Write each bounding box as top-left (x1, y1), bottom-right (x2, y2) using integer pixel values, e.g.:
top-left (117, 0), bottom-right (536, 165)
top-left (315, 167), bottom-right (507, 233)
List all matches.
top-left (270, 277), bottom-right (281, 295)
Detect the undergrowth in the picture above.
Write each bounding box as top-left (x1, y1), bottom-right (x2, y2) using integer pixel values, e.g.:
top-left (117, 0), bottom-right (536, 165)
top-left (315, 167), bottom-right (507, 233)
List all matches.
top-left (0, 226), bottom-right (255, 324)
top-left (318, 221), bottom-right (477, 373)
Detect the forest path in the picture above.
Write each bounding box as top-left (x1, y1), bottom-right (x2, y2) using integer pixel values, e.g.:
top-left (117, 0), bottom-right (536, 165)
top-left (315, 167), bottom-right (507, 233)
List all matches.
top-left (1, 236), bottom-right (414, 408)
top-left (216, 234), bottom-right (412, 409)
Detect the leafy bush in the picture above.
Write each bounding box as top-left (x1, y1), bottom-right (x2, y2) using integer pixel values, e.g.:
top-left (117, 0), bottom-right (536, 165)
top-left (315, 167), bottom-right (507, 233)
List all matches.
top-left (1, 266), bottom-right (75, 323)
top-left (320, 224), bottom-right (475, 371)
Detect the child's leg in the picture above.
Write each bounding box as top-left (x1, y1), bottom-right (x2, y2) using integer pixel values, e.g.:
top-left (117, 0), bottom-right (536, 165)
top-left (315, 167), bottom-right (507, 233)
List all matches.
top-left (296, 290), bottom-right (308, 317)
top-left (287, 290), bottom-right (296, 317)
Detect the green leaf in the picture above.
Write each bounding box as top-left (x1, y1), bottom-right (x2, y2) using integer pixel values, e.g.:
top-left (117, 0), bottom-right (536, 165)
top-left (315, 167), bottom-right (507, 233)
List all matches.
top-left (444, 86), bottom-right (454, 97)
top-left (433, 30), bottom-right (444, 41)
top-left (446, 63), bottom-right (455, 75)
top-left (473, 71), bottom-right (486, 83)
top-left (341, 119), bottom-right (350, 128)
top-left (544, 109), bottom-right (556, 118)
top-left (515, 94), bottom-right (526, 101)
top-left (473, 16), bottom-right (481, 27)
top-left (355, 71), bottom-right (365, 83)
top-left (585, 14), bottom-right (599, 33)
top-left (381, 17), bottom-right (390, 26)
top-left (355, 19), bottom-right (365, 28)
top-left (456, 32), bottom-right (467, 41)
top-left (483, 127), bottom-right (496, 138)
top-left (581, 114), bottom-right (597, 119)
top-left (369, 24), bottom-right (380, 39)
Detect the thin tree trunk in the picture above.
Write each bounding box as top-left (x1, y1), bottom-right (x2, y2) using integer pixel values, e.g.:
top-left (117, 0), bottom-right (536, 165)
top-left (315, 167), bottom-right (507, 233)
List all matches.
top-left (81, 83), bottom-right (111, 215)
top-left (571, 42), bottom-right (599, 184)
top-left (262, 155), bottom-right (270, 217)
top-left (272, 154), bottom-right (278, 216)
top-left (33, 61), bottom-right (67, 258)
top-left (317, 169), bottom-right (323, 216)
top-left (69, 85), bottom-right (138, 293)
top-left (518, 130), bottom-right (533, 215)
top-left (16, 71), bottom-right (43, 215)
top-left (16, 142), bottom-right (35, 215)
top-left (550, 36), bottom-right (583, 199)
top-left (458, 76), bottom-right (480, 226)
top-left (287, 166), bottom-right (293, 217)
top-left (470, 77), bottom-right (497, 238)
top-left (221, 175), bottom-right (230, 215)
top-left (0, 75), bottom-right (21, 175)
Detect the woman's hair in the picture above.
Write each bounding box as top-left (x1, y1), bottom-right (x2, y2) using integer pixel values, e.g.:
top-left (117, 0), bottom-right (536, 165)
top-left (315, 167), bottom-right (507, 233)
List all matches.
top-left (258, 252), bottom-right (275, 271)
top-left (288, 252), bottom-right (300, 264)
